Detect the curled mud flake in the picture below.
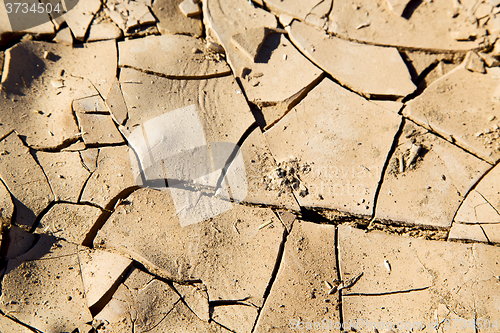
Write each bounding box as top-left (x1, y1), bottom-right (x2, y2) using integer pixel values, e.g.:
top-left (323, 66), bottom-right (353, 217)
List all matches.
top-left (406, 143), bottom-right (422, 166)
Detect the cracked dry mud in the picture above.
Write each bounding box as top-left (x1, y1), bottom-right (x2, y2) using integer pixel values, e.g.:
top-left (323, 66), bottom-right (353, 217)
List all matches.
top-left (1, 0), bottom-right (500, 332)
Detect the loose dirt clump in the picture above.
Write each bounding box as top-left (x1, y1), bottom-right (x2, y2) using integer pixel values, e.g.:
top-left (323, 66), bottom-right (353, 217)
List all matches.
top-left (387, 126), bottom-right (429, 176)
top-left (367, 221), bottom-right (448, 241)
top-left (263, 158), bottom-right (311, 197)
top-left (475, 121), bottom-right (500, 151)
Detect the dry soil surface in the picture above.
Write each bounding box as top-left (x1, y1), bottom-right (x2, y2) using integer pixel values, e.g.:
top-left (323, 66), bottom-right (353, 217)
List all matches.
top-left (1, 0), bottom-right (500, 332)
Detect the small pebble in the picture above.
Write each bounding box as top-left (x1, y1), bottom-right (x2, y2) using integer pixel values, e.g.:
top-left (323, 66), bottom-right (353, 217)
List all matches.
top-left (324, 280), bottom-right (333, 290)
top-left (50, 79), bottom-right (64, 88)
top-left (384, 259), bottom-right (391, 273)
top-left (356, 21), bottom-right (370, 29)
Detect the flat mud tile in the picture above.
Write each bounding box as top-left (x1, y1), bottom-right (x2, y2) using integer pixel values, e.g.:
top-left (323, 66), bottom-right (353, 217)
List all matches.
top-left (119, 68), bottom-right (254, 145)
top-left (94, 267), bottom-right (180, 333)
top-left (376, 121), bottom-right (491, 228)
top-left (265, 78), bottom-right (401, 217)
top-left (287, 20), bottom-right (416, 98)
top-left (78, 247), bottom-right (132, 308)
top-left (93, 284), bottom-right (134, 333)
top-left (94, 188), bottom-right (285, 303)
top-left (172, 282), bottom-right (210, 322)
top-left (276, 210), bottom-right (296, 233)
top-left (370, 100), bottom-right (404, 113)
top-left (451, 164), bottom-right (500, 243)
top-left (35, 151), bottom-right (91, 202)
top-left (52, 27), bottom-right (74, 46)
top-left (152, 0), bottom-right (203, 37)
top-left (404, 65), bottom-right (500, 164)
top-left (0, 239), bottom-right (93, 333)
top-left (0, 40), bottom-right (116, 149)
top-left (87, 22), bottom-right (123, 42)
top-left (37, 203), bottom-right (102, 244)
top-left (203, 0), bottom-right (322, 120)
top-left (80, 148), bottom-right (99, 173)
top-left (465, 51), bottom-right (486, 73)
top-left (254, 221), bottom-right (339, 333)
top-left (105, 79), bottom-right (128, 126)
top-left (63, 0), bottom-right (101, 40)
top-left (328, 0), bottom-right (480, 51)
top-left (339, 225), bottom-right (489, 332)
top-left (0, 132), bottom-right (54, 230)
top-left (212, 304), bottom-right (259, 333)
top-left (118, 35), bottom-right (231, 78)
top-left (80, 145), bottom-right (138, 209)
top-left (338, 225), bottom-right (432, 294)
top-left (179, 0), bottom-right (202, 17)
top-left (449, 222), bottom-right (489, 243)
top-left (225, 127), bottom-right (300, 211)
top-left (73, 95), bottom-right (109, 114)
top-left (472, 243), bottom-right (500, 325)
top-left (76, 113), bottom-right (124, 146)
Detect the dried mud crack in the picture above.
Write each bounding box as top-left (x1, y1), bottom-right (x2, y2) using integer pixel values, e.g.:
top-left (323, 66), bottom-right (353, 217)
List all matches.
top-left (1, 0), bottom-right (500, 332)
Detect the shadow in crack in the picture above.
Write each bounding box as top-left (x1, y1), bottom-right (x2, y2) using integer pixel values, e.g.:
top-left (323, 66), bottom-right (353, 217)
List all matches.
top-left (10, 197), bottom-right (37, 232)
top-left (402, 0), bottom-right (424, 20)
top-left (248, 102), bottom-right (267, 129)
top-left (81, 185), bottom-right (140, 247)
top-left (399, 51), bottom-right (421, 84)
top-left (255, 33), bottom-right (282, 64)
top-left (1, 233), bottom-right (59, 281)
top-left (1, 44), bottom-right (46, 96)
